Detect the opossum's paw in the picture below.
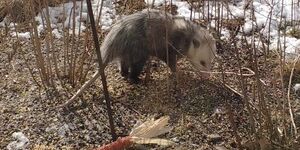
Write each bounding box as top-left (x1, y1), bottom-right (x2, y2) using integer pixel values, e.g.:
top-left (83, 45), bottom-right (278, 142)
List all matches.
top-left (169, 79), bottom-right (178, 92)
top-left (167, 74), bottom-right (179, 92)
top-left (169, 73), bottom-right (177, 84)
top-left (120, 66), bottom-right (129, 78)
top-left (128, 77), bottom-right (141, 84)
top-left (120, 71), bottom-right (129, 78)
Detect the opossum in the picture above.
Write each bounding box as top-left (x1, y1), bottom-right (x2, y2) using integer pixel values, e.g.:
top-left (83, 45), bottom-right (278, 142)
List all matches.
top-left (101, 10), bottom-right (217, 83)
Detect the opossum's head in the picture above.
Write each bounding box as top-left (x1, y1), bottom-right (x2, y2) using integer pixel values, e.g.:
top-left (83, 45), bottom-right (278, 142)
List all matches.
top-left (187, 29), bottom-right (216, 77)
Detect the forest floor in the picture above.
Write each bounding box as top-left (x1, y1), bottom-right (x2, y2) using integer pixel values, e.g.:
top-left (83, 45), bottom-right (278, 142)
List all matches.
top-left (1, 33), bottom-right (299, 150)
top-left (1, 0), bottom-right (300, 149)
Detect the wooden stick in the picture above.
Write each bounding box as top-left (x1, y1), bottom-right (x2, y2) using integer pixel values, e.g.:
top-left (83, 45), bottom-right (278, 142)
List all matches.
top-left (287, 55), bottom-right (299, 136)
top-left (86, 0), bottom-right (117, 140)
top-left (56, 71), bottom-right (100, 109)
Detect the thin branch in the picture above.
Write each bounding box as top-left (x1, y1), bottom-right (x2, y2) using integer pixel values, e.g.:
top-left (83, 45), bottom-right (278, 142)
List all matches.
top-left (56, 71), bottom-right (100, 108)
top-left (287, 54), bottom-right (299, 136)
top-left (86, 0), bottom-right (117, 141)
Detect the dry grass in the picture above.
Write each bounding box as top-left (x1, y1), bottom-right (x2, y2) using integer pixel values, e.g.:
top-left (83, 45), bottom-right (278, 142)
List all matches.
top-left (0, 0), bottom-right (69, 23)
top-left (115, 0), bottom-right (147, 15)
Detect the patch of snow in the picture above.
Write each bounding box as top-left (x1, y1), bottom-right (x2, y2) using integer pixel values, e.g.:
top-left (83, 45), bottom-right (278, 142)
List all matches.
top-left (7, 132), bottom-right (29, 150)
top-left (10, 32), bottom-right (31, 40)
top-left (46, 123), bottom-right (71, 138)
top-left (1, 0), bottom-right (299, 59)
top-left (145, 0), bottom-right (165, 6)
top-left (294, 83), bottom-right (300, 97)
top-left (243, 19), bottom-right (254, 34)
top-left (220, 29), bottom-right (231, 40)
top-left (293, 83), bottom-right (300, 92)
top-left (171, 137), bottom-right (180, 143)
top-left (285, 38), bottom-right (300, 54)
top-left (81, 12), bottom-right (89, 22)
top-left (270, 36), bottom-right (300, 53)
top-left (173, 1), bottom-right (192, 19)
top-left (37, 25), bottom-right (45, 35)
top-left (52, 29), bottom-right (63, 39)
top-left (99, 6), bottom-right (115, 30)
top-left (221, 0), bottom-right (300, 59)
top-left (6, 0), bottom-right (116, 39)
top-left (58, 123), bottom-right (70, 137)
top-left (228, 4), bottom-right (245, 18)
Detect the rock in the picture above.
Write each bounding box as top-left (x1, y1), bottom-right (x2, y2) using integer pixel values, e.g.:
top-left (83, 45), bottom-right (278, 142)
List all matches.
top-left (207, 134), bottom-right (222, 144)
top-left (171, 137), bottom-right (180, 143)
top-left (58, 123), bottom-right (70, 137)
top-left (7, 132), bottom-right (29, 150)
top-left (214, 145), bottom-right (228, 150)
top-left (293, 84), bottom-right (300, 97)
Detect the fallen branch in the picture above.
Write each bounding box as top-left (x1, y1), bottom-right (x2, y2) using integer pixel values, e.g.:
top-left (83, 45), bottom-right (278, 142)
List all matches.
top-left (286, 54), bottom-right (299, 136)
top-left (223, 83), bottom-right (244, 98)
top-left (198, 67), bottom-right (256, 98)
top-left (56, 71), bottom-right (100, 109)
top-left (198, 67), bottom-right (256, 77)
top-left (86, 0), bottom-right (116, 140)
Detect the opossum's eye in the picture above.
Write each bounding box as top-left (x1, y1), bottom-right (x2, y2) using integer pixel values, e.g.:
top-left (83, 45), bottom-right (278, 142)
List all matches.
top-left (193, 39), bottom-right (200, 48)
top-left (200, 60), bottom-right (206, 67)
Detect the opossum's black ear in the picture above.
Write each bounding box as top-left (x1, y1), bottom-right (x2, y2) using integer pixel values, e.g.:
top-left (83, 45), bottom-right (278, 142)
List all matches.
top-left (193, 39), bottom-right (200, 48)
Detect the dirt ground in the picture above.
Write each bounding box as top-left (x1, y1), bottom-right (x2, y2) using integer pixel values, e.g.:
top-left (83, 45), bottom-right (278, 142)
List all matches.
top-left (1, 34), bottom-right (299, 150)
top-left (1, 19), bottom-right (300, 150)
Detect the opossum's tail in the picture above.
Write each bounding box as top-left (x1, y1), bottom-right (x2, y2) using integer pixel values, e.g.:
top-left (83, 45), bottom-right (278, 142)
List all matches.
top-left (100, 37), bottom-right (113, 66)
top-left (100, 23), bottom-right (123, 67)
top-left (100, 11), bottom-right (148, 67)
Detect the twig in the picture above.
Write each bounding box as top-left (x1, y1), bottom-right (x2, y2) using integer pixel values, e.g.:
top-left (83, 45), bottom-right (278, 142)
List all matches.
top-left (271, 140), bottom-right (294, 150)
top-left (198, 67), bottom-right (255, 77)
top-left (56, 71), bottom-right (100, 108)
top-left (86, 0), bottom-right (116, 140)
top-left (286, 54), bottom-right (299, 136)
top-left (224, 83), bottom-right (244, 98)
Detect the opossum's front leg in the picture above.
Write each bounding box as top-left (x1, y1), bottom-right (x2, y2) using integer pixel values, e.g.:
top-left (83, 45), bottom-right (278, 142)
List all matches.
top-left (129, 60), bottom-right (146, 84)
top-left (167, 55), bottom-right (177, 73)
top-left (161, 54), bottom-right (178, 87)
top-left (120, 60), bottom-right (129, 78)
top-left (167, 56), bottom-right (178, 89)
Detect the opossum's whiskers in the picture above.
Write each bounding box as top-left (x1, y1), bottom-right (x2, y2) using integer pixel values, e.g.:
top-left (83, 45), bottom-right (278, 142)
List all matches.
top-left (168, 42), bottom-right (255, 77)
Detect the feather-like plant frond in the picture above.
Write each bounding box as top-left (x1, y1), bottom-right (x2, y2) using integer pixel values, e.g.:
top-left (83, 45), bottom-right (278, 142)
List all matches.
top-left (130, 116), bottom-right (173, 138)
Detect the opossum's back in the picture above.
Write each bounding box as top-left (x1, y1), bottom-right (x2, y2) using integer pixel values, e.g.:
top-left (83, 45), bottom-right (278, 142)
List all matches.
top-left (100, 10), bottom-right (172, 65)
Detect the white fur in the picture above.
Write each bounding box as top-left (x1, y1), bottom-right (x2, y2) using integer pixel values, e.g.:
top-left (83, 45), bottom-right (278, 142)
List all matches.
top-left (187, 30), bottom-right (216, 72)
top-left (173, 19), bottom-right (188, 29)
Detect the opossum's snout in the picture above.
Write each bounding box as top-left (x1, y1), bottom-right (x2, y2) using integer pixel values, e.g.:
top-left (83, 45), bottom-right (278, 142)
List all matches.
top-left (191, 59), bottom-right (211, 78)
top-left (187, 34), bottom-right (216, 77)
